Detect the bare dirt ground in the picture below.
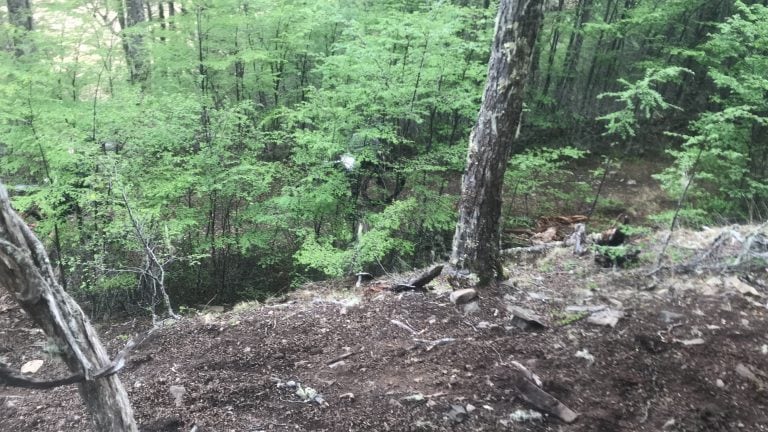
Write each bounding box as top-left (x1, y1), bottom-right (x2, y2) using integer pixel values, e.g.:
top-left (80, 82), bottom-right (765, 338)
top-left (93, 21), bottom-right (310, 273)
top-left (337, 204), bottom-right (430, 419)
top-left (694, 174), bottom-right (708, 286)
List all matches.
top-left (1, 225), bottom-right (768, 432)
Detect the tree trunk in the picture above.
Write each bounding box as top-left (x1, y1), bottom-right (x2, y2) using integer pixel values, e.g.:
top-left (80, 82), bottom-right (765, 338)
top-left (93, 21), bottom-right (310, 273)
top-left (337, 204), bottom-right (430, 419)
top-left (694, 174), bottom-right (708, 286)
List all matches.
top-left (0, 183), bottom-right (138, 431)
top-left (124, 0), bottom-right (149, 84)
top-left (450, 0), bottom-right (545, 283)
top-left (6, 0), bottom-right (33, 55)
top-left (555, 0), bottom-right (593, 107)
top-left (6, 0), bottom-right (32, 30)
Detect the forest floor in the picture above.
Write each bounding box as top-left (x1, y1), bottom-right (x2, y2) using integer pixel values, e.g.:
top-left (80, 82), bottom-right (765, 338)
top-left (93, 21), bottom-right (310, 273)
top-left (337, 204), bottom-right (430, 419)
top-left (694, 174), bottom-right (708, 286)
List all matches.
top-left (1, 222), bottom-right (768, 432)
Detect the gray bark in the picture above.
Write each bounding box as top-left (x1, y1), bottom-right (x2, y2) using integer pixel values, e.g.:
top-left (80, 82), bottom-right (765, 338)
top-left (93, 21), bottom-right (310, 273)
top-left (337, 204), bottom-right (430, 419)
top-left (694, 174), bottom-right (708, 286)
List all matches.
top-left (123, 0), bottom-right (149, 84)
top-left (450, 0), bottom-right (545, 283)
top-left (5, 0), bottom-right (33, 56)
top-left (6, 0), bottom-right (32, 30)
top-left (0, 182), bottom-right (138, 431)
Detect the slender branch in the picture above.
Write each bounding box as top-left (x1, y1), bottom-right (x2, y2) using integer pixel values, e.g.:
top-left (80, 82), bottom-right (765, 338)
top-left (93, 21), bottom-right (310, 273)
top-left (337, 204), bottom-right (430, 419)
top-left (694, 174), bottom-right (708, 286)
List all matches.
top-left (653, 146), bottom-right (704, 272)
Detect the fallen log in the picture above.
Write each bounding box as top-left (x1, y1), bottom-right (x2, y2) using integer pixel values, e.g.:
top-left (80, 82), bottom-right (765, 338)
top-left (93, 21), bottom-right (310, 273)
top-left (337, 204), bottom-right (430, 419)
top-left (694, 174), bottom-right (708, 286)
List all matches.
top-left (391, 265), bottom-right (443, 292)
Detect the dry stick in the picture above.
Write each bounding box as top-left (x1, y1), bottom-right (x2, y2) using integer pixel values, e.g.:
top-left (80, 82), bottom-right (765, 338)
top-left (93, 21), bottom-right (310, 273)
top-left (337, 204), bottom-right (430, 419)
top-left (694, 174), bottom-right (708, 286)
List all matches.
top-left (121, 190), bottom-right (179, 320)
top-left (652, 146), bottom-right (704, 274)
top-left (587, 158), bottom-right (611, 217)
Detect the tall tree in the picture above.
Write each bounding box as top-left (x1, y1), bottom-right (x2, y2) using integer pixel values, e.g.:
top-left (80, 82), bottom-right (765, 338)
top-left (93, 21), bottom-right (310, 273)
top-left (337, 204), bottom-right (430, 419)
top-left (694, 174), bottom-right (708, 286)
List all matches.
top-left (119, 0), bottom-right (149, 84)
top-left (451, 0), bottom-right (545, 282)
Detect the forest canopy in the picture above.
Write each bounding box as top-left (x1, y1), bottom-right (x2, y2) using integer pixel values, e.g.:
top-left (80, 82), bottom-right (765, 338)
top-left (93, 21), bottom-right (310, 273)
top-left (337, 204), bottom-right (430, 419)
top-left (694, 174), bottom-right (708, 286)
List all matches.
top-left (1, 0), bottom-right (766, 311)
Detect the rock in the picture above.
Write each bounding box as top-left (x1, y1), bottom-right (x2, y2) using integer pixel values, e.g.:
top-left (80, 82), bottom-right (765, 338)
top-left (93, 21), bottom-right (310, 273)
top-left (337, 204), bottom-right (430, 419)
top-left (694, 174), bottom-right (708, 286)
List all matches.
top-left (676, 338), bottom-right (705, 346)
top-left (735, 363), bottom-right (766, 390)
top-left (450, 289), bottom-right (478, 305)
top-left (413, 420), bottom-right (437, 431)
top-left (446, 404), bottom-right (468, 423)
top-left (509, 409), bottom-right (543, 422)
top-left (402, 393), bottom-right (426, 404)
top-left (466, 403), bottom-right (476, 413)
top-left (587, 309), bottom-right (624, 327)
top-left (659, 310), bottom-right (684, 323)
top-left (169, 385), bottom-right (186, 407)
top-left (574, 349), bottom-right (595, 364)
top-left (462, 301), bottom-right (480, 314)
top-left (725, 276), bottom-right (763, 297)
top-left (506, 305), bottom-right (547, 330)
top-left (20, 359), bottom-right (44, 374)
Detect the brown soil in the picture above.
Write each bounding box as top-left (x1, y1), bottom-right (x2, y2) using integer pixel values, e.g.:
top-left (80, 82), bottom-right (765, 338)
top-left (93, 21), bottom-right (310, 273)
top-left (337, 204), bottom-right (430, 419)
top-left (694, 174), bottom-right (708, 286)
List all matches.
top-left (2, 243), bottom-right (768, 432)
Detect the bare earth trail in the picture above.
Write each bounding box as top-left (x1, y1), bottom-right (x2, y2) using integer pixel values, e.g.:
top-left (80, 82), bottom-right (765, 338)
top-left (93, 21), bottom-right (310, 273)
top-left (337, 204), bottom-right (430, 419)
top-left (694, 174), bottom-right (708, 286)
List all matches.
top-left (2, 242), bottom-right (768, 431)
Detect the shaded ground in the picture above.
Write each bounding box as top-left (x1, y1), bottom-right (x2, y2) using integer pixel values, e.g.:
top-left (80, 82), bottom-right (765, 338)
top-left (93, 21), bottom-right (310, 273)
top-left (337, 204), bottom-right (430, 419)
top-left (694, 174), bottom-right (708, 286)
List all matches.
top-left (2, 230), bottom-right (768, 431)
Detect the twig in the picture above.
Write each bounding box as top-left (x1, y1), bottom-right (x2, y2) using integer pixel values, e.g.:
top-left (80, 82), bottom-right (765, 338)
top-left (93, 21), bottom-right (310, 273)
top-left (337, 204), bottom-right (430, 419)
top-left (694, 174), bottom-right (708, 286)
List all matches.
top-left (653, 146), bottom-right (704, 273)
top-left (391, 319), bottom-right (418, 335)
top-left (413, 337), bottom-right (456, 351)
top-left (326, 351), bottom-right (357, 365)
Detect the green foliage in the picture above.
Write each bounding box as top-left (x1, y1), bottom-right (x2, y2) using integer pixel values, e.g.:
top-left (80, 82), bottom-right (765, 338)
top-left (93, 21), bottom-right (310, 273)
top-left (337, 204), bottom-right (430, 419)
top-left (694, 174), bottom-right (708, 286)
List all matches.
top-left (1, 0), bottom-right (492, 307)
top-left (504, 147), bottom-right (589, 218)
top-left (597, 67), bottom-right (691, 140)
top-left (655, 2), bottom-right (768, 220)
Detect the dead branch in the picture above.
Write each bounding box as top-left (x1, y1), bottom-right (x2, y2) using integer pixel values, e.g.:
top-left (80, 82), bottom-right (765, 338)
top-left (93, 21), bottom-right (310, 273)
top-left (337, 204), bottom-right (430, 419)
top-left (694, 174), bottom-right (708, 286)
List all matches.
top-left (121, 190), bottom-right (178, 322)
top-left (407, 265), bottom-right (443, 288)
top-left (391, 319), bottom-right (418, 335)
top-left (413, 337), bottom-right (456, 351)
top-left (499, 362), bottom-right (579, 423)
top-left (326, 350), bottom-right (357, 365)
top-left (390, 265), bottom-right (444, 292)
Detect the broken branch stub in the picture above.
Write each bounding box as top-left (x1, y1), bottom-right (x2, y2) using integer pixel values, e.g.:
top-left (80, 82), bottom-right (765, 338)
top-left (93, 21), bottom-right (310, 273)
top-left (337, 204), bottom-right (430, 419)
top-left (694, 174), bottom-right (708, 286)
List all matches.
top-left (0, 182), bottom-right (138, 431)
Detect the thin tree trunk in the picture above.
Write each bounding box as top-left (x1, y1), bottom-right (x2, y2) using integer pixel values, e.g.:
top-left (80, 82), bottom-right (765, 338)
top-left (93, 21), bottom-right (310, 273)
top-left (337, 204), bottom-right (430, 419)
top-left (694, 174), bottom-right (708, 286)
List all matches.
top-left (555, 0), bottom-right (593, 107)
top-left (539, 0), bottom-right (565, 101)
top-left (0, 183), bottom-right (138, 431)
top-left (451, 0), bottom-right (545, 283)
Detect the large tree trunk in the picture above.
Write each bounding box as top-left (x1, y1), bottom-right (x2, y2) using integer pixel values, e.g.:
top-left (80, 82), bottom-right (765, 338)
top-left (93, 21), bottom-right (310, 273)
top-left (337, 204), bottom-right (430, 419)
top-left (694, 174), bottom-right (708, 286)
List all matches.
top-left (450, 0), bottom-right (545, 283)
top-left (0, 183), bottom-right (138, 431)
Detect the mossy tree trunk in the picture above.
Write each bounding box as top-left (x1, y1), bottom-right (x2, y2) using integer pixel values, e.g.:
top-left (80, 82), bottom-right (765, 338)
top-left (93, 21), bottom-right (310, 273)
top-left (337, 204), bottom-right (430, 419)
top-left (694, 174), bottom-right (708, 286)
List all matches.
top-left (450, 0), bottom-right (545, 283)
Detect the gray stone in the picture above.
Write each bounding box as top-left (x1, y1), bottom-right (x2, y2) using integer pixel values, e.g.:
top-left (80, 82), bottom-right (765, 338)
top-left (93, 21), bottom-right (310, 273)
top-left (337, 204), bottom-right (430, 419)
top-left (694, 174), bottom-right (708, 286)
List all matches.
top-left (462, 301), bottom-right (480, 314)
top-left (450, 288), bottom-right (478, 305)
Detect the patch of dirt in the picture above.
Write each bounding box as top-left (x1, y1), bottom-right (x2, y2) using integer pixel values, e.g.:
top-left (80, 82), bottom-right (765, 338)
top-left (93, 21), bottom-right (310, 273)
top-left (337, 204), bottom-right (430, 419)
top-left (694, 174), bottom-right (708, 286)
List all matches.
top-left (1, 244), bottom-right (768, 431)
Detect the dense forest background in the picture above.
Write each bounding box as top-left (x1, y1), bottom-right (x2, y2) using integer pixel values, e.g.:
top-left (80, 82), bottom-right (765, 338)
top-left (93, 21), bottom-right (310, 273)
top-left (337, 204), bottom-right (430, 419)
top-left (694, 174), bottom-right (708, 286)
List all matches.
top-left (1, 0), bottom-right (766, 314)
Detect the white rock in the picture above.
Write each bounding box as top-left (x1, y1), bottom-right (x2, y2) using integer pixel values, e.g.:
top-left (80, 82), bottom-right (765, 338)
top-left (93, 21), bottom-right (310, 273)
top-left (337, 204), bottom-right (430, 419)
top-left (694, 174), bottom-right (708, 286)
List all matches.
top-left (450, 289), bottom-right (478, 305)
top-left (462, 301), bottom-right (480, 314)
top-left (587, 309), bottom-right (624, 327)
top-left (169, 385), bottom-right (186, 407)
top-left (20, 360), bottom-right (44, 374)
top-left (575, 349), bottom-right (595, 364)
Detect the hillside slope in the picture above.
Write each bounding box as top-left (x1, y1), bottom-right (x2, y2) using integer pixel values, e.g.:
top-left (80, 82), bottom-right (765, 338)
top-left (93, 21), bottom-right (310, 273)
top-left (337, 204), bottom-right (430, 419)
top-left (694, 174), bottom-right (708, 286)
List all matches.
top-left (1, 227), bottom-right (767, 431)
